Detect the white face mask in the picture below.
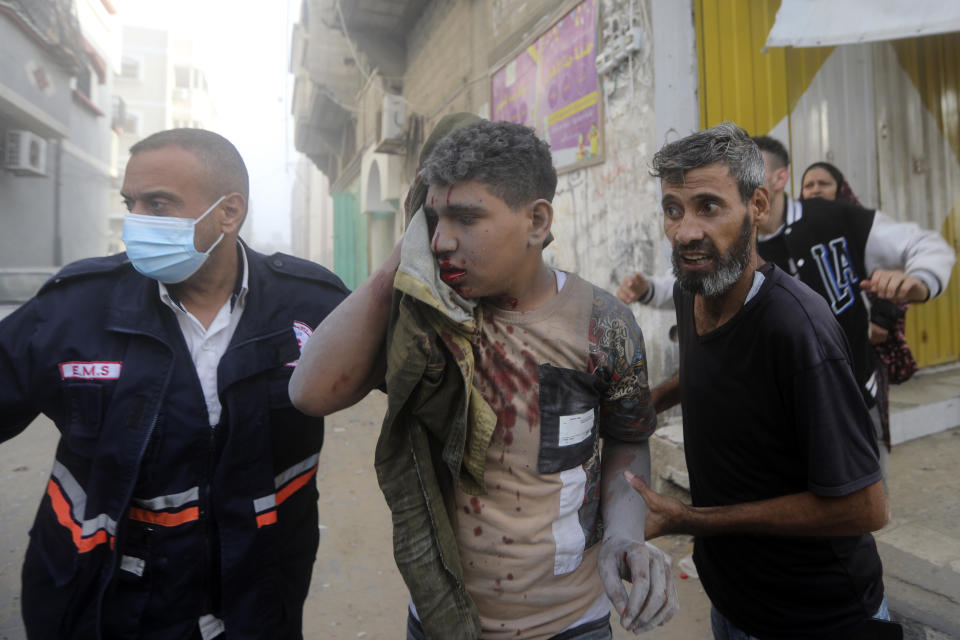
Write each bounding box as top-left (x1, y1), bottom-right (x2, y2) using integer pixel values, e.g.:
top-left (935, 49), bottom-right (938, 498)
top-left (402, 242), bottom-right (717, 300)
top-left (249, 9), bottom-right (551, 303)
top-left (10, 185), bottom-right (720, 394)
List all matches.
top-left (122, 196), bottom-right (226, 283)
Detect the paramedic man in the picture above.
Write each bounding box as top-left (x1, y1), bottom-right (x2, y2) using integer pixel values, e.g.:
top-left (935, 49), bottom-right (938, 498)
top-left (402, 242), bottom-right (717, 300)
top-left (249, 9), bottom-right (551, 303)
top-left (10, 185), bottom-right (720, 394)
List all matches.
top-left (0, 128), bottom-right (349, 639)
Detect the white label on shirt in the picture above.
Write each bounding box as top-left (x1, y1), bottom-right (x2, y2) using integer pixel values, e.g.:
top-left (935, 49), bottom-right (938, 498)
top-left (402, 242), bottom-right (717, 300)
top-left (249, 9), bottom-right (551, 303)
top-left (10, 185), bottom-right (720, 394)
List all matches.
top-left (552, 465), bottom-right (587, 575)
top-left (285, 320), bottom-right (314, 367)
top-left (59, 361), bottom-right (122, 380)
top-left (558, 409), bottom-right (594, 447)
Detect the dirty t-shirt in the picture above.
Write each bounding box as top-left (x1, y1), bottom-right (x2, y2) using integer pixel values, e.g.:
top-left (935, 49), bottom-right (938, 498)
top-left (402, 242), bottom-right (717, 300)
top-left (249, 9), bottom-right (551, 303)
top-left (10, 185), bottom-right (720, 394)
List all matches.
top-left (453, 271), bottom-right (657, 640)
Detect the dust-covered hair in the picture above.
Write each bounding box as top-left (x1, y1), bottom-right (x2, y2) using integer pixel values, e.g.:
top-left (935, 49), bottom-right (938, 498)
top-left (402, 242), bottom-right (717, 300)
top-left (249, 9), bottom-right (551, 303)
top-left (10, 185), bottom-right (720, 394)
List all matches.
top-left (130, 128), bottom-right (249, 204)
top-left (752, 135), bottom-right (790, 170)
top-left (421, 120), bottom-right (557, 208)
top-left (651, 122), bottom-right (765, 204)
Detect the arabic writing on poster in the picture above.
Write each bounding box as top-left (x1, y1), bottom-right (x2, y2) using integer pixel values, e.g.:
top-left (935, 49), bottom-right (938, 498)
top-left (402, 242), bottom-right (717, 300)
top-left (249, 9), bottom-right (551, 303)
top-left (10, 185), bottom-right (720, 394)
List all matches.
top-left (491, 0), bottom-right (602, 172)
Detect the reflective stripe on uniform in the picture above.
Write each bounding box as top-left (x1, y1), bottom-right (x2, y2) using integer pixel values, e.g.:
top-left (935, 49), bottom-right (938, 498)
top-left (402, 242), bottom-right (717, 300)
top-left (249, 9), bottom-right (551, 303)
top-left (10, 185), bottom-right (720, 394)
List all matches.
top-left (129, 486), bottom-right (201, 527)
top-left (47, 461), bottom-right (117, 553)
top-left (129, 505), bottom-right (200, 526)
top-left (252, 453), bottom-right (320, 528)
top-left (132, 486), bottom-right (199, 511)
top-left (198, 614), bottom-right (225, 640)
top-left (120, 555), bottom-right (145, 576)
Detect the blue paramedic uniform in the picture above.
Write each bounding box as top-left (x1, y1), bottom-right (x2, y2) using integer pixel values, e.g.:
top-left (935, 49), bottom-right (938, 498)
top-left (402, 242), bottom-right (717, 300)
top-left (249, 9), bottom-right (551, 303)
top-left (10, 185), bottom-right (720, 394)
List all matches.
top-left (0, 244), bottom-right (348, 639)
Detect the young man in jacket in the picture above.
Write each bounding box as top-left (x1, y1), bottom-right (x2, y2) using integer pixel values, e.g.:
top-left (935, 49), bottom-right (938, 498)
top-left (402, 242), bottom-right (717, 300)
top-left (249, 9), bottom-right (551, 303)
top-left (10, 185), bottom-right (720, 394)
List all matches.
top-left (0, 129), bottom-right (349, 639)
top-left (624, 122), bottom-right (891, 638)
top-left (290, 120), bottom-right (678, 639)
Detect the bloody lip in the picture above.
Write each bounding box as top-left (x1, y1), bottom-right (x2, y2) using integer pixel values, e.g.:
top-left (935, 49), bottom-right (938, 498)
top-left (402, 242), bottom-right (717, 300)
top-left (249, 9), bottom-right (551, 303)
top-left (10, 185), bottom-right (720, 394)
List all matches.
top-left (440, 269), bottom-right (467, 284)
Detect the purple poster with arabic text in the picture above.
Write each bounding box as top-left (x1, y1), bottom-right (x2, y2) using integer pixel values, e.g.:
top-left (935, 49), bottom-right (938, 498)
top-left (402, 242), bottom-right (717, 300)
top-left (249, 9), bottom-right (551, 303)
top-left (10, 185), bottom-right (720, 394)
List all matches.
top-left (537, 0), bottom-right (601, 169)
top-left (491, 45), bottom-right (538, 129)
top-left (490, 0), bottom-right (603, 172)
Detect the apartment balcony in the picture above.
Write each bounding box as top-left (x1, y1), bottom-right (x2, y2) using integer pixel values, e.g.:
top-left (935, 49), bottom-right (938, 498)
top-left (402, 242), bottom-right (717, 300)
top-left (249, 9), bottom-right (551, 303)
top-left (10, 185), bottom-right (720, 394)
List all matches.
top-left (291, 0), bottom-right (426, 179)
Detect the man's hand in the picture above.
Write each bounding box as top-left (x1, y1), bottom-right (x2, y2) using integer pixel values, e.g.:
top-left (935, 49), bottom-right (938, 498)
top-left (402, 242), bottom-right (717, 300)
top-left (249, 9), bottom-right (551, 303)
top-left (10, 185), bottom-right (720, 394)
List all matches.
top-left (598, 538), bottom-right (679, 633)
top-left (624, 471), bottom-right (689, 540)
top-left (869, 322), bottom-right (889, 345)
top-left (861, 270), bottom-right (929, 304)
top-left (617, 273), bottom-right (650, 305)
top-left (649, 373), bottom-right (680, 414)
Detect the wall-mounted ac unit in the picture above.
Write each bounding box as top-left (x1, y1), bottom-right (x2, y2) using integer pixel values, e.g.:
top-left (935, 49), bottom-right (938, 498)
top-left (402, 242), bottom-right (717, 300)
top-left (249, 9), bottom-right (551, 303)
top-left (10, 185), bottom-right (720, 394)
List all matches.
top-left (375, 93), bottom-right (407, 155)
top-left (4, 130), bottom-right (48, 177)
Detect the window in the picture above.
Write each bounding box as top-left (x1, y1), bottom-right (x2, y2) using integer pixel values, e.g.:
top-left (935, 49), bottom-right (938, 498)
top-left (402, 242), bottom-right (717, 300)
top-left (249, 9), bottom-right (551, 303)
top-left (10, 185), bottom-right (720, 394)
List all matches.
top-left (122, 110), bottom-right (140, 135)
top-left (120, 56), bottom-right (141, 80)
top-left (111, 95), bottom-right (126, 131)
top-left (75, 65), bottom-right (93, 100)
top-left (175, 66), bottom-right (191, 89)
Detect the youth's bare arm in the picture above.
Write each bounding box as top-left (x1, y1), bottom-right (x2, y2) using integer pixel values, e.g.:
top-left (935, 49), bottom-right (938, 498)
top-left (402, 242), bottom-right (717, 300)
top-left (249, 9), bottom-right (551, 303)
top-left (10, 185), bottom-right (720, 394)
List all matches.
top-left (289, 244), bottom-right (400, 417)
top-left (628, 473), bottom-right (887, 539)
top-left (599, 439), bottom-right (678, 632)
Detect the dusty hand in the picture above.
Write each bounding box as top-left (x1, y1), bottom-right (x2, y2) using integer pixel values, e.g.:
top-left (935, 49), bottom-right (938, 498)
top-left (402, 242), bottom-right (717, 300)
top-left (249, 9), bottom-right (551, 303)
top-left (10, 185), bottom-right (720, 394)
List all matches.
top-left (861, 270), bottom-right (929, 304)
top-left (624, 471), bottom-right (689, 539)
top-left (598, 537), bottom-right (679, 633)
top-left (617, 273), bottom-right (650, 305)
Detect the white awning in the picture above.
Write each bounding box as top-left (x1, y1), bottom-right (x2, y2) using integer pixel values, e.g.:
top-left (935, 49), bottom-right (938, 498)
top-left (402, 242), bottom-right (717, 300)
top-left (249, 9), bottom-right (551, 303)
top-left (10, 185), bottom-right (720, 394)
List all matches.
top-left (765, 0), bottom-right (960, 48)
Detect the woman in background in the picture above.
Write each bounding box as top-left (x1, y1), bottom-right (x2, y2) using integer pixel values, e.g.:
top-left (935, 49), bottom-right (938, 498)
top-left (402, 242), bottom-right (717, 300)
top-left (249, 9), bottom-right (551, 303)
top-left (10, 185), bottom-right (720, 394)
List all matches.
top-left (799, 161), bottom-right (918, 459)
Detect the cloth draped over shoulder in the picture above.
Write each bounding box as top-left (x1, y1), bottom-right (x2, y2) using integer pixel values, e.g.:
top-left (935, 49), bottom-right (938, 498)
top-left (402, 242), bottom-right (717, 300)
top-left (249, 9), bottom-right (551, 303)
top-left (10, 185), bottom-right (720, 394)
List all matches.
top-left (374, 209), bottom-right (496, 639)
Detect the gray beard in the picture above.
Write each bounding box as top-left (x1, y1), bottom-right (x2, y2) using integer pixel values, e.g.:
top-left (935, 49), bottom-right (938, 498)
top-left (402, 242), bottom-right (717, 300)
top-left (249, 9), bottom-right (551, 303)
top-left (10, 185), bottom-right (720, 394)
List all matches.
top-left (672, 214), bottom-right (753, 298)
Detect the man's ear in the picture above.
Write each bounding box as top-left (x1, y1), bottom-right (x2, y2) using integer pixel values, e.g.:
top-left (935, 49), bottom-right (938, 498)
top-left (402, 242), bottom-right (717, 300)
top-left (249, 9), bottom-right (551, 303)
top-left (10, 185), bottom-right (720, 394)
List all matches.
top-left (752, 186), bottom-right (770, 228)
top-left (527, 199), bottom-right (553, 248)
top-left (772, 166), bottom-right (790, 193)
top-left (219, 193), bottom-right (247, 234)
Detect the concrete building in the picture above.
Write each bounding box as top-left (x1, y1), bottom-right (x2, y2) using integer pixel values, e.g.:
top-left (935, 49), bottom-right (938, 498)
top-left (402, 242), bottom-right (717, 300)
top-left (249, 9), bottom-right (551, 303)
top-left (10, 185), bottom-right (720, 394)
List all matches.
top-left (290, 154), bottom-right (335, 268)
top-left (290, 0), bottom-right (959, 382)
top-left (288, 4), bottom-right (960, 633)
top-left (289, 0), bottom-right (695, 380)
top-left (107, 24), bottom-right (215, 253)
top-left (0, 0), bottom-right (121, 299)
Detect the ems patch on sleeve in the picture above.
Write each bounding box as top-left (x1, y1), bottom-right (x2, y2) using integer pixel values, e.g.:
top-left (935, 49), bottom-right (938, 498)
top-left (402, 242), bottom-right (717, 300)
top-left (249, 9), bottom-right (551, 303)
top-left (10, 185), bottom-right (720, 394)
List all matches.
top-left (59, 361), bottom-right (122, 380)
top-left (285, 320), bottom-right (314, 367)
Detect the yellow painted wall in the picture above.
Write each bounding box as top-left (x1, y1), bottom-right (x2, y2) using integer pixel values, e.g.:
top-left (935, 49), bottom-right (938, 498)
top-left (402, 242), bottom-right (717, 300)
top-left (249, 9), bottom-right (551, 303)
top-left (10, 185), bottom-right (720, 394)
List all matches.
top-left (694, 0), bottom-right (830, 135)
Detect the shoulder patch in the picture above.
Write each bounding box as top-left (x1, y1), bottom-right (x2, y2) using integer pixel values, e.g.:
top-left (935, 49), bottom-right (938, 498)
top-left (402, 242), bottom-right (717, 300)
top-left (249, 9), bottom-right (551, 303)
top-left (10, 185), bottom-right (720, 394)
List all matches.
top-left (263, 251), bottom-right (349, 291)
top-left (285, 320), bottom-right (314, 367)
top-left (38, 253), bottom-right (131, 294)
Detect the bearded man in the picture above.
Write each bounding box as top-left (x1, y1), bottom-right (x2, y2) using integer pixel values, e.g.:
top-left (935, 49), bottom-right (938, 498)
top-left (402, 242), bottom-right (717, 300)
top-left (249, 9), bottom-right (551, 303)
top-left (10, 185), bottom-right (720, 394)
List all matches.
top-left (623, 123), bottom-right (899, 640)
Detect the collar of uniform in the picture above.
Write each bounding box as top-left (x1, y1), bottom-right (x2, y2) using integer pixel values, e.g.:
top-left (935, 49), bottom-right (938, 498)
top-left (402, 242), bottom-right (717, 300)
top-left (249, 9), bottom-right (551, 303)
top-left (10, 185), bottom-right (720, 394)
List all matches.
top-left (158, 242), bottom-right (249, 313)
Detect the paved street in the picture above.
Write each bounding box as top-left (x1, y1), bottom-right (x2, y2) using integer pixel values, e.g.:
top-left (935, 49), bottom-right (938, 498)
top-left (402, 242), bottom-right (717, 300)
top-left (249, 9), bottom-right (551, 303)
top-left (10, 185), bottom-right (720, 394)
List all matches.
top-left (2, 393), bottom-right (958, 639)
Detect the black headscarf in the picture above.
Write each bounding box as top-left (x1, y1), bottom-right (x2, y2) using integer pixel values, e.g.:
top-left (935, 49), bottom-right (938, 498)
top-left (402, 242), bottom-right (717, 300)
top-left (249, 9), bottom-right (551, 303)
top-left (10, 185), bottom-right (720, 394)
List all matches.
top-left (799, 161), bottom-right (862, 206)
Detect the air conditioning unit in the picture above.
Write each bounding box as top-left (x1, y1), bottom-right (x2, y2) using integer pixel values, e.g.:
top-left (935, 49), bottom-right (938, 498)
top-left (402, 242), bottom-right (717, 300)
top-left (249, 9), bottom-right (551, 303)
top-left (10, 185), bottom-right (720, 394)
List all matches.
top-left (375, 93), bottom-right (407, 155)
top-left (4, 130), bottom-right (47, 177)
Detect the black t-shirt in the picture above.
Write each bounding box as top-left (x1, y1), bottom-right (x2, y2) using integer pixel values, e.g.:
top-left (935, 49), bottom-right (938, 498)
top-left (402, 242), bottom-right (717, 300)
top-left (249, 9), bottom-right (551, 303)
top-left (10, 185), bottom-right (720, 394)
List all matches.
top-left (675, 263), bottom-right (884, 638)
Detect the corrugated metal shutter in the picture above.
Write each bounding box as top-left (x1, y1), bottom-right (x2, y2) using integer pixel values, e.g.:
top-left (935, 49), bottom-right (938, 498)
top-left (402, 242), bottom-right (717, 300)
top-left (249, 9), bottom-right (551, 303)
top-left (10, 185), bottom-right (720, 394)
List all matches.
top-left (879, 35), bottom-right (960, 366)
top-left (695, 0), bottom-right (959, 368)
top-left (787, 43), bottom-right (879, 208)
top-left (695, 0), bottom-right (785, 135)
top-left (694, 0), bottom-right (831, 136)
